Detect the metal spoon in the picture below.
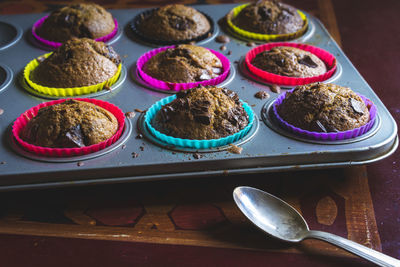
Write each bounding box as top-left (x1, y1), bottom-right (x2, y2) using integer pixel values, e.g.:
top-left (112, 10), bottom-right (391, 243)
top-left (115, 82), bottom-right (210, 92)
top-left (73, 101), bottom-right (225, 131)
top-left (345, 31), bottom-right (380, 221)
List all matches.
top-left (233, 186), bottom-right (400, 267)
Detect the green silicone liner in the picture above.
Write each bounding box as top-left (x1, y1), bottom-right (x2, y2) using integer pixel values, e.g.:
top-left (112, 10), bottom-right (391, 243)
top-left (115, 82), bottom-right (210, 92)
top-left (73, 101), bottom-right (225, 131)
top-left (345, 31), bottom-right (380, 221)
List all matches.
top-left (144, 95), bottom-right (255, 149)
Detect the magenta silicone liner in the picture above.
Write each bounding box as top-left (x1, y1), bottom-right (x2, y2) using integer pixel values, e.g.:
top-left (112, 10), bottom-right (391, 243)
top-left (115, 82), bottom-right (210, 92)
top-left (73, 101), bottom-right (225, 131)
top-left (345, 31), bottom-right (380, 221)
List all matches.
top-left (245, 42), bottom-right (337, 86)
top-left (136, 46), bottom-right (231, 91)
top-left (12, 98), bottom-right (125, 157)
top-left (32, 16), bottom-right (119, 48)
top-left (272, 91), bottom-right (377, 140)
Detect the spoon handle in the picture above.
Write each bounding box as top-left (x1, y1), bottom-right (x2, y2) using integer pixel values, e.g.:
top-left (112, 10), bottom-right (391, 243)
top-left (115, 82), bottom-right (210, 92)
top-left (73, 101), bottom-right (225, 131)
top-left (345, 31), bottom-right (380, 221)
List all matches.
top-left (306, 230), bottom-right (400, 267)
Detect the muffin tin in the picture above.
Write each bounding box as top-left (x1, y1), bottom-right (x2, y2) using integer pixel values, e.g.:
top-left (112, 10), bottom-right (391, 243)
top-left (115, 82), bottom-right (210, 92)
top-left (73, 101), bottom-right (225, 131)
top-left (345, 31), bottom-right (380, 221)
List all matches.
top-left (0, 4), bottom-right (397, 191)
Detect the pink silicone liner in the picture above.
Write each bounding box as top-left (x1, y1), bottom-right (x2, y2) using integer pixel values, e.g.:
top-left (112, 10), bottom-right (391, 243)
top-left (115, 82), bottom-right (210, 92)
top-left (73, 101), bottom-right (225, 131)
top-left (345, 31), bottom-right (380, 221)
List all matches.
top-left (136, 46), bottom-right (231, 91)
top-left (245, 42), bottom-right (337, 86)
top-left (273, 91), bottom-right (377, 140)
top-left (12, 98), bottom-right (125, 157)
top-left (32, 16), bottom-right (119, 49)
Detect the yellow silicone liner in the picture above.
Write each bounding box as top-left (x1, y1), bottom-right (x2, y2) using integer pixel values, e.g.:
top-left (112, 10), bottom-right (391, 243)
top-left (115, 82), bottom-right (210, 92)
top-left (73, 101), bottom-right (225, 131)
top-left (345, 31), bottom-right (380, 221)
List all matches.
top-left (226, 4), bottom-right (308, 41)
top-left (24, 53), bottom-right (122, 97)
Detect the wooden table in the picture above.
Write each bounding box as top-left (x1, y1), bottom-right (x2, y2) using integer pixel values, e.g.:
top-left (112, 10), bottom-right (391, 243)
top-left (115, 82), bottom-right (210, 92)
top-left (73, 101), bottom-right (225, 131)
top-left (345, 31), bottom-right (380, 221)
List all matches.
top-left (0, 0), bottom-right (398, 266)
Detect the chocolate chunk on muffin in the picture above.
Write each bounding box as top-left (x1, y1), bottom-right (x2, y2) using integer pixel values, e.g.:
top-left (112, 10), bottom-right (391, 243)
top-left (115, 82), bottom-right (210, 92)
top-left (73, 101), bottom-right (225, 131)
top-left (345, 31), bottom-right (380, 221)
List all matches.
top-left (137, 4), bottom-right (211, 42)
top-left (277, 83), bottom-right (370, 132)
top-left (153, 86), bottom-right (249, 139)
top-left (251, 46), bottom-right (327, 77)
top-left (143, 45), bottom-right (222, 83)
top-left (21, 100), bottom-right (118, 148)
top-left (232, 0), bottom-right (304, 34)
top-left (36, 3), bottom-right (115, 43)
top-left (31, 38), bottom-right (121, 88)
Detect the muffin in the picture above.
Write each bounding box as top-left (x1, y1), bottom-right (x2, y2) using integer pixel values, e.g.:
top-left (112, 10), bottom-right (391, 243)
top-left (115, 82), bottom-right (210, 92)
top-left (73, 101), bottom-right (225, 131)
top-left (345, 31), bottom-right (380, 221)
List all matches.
top-left (232, 0), bottom-right (304, 34)
top-left (36, 3), bottom-right (115, 43)
top-left (137, 4), bottom-right (211, 42)
top-left (277, 83), bottom-right (370, 132)
top-left (152, 86), bottom-right (249, 139)
top-left (143, 45), bottom-right (222, 83)
top-left (21, 99), bottom-right (118, 148)
top-left (251, 46), bottom-right (327, 77)
top-left (31, 38), bottom-right (121, 88)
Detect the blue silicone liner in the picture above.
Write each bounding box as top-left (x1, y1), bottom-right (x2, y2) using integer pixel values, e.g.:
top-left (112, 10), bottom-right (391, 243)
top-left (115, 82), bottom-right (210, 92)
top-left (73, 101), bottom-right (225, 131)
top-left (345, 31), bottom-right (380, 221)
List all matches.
top-left (144, 95), bottom-right (255, 149)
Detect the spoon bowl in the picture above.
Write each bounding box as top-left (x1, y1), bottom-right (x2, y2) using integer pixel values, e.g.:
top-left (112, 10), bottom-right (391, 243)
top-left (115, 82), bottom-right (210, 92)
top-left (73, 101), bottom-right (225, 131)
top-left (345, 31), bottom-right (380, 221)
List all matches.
top-left (233, 186), bottom-right (400, 267)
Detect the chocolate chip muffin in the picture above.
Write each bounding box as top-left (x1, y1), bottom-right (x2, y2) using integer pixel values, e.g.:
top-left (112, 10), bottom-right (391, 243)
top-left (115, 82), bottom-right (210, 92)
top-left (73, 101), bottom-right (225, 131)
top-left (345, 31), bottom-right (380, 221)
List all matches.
top-left (143, 45), bottom-right (222, 83)
top-left (137, 4), bottom-right (211, 42)
top-left (36, 3), bottom-right (115, 43)
top-left (21, 100), bottom-right (118, 148)
top-left (232, 0), bottom-right (304, 34)
top-left (153, 86), bottom-right (249, 139)
top-left (31, 38), bottom-right (121, 88)
top-left (277, 83), bottom-right (370, 132)
top-left (251, 46), bottom-right (327, 77)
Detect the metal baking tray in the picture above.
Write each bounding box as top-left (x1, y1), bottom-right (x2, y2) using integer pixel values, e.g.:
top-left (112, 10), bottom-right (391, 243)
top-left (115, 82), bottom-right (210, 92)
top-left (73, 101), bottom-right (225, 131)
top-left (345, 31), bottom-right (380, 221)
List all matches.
top-left (0, 4), bottom-right (397, 191)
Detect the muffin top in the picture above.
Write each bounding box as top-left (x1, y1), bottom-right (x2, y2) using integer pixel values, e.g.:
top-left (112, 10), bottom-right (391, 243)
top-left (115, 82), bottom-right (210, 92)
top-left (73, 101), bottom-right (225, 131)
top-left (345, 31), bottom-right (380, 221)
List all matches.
top-left (277, 83), bottom-right (370, 132)
top-left (137, 4), bottom-right (211, 42)
top-left (232, 0), bottom-right (304, 34)
top-left (143, 45), bottom-right (222, 83)
top-left (36, 3), bottom-right (115, 43)
top-left (21, 100), bottom-right (118, 148)
top-left (153, 86), bottom-right (249, 140)
top-left (251, 46), bottom-right (327, 77)
top-left (31, 38), bottom-right (121, 88)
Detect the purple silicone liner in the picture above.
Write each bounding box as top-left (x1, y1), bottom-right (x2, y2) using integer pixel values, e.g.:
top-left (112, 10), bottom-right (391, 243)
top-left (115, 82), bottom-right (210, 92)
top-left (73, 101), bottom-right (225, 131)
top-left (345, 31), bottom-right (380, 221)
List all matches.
top-left (136, 46), bottom-right (231, 91)
top-left (272, 90), bottom-right (377, 140)
top-left (32, 16), bottom-right (119, 49)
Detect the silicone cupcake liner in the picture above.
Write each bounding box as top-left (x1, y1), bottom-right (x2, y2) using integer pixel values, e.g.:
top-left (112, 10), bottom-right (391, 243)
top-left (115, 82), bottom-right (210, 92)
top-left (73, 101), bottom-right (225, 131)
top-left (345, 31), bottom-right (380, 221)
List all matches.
top-left (226, 4), bottom-right (308, 41)
top-left (24, 52), bottom-right (122, 97)
top-left (12, 98), bottom-right (125, 157)
top-left (136, 46), bottom-right (230, 91)
top-left (32, 16), bottom-right (119, 49)
top-left (130, 9), bottom-right (214, 45)
top-left (272, 90), bottom-right (377, 140)
top-left (245, 42), bottom-right (337, 86)
top-left (144, 95), bottom-right (255, 149)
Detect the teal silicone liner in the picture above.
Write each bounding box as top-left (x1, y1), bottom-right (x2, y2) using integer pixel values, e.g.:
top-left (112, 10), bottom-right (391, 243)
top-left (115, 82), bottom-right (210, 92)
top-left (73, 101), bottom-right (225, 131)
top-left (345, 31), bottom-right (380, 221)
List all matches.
top-left (144, 95), bottom-right (255, 149)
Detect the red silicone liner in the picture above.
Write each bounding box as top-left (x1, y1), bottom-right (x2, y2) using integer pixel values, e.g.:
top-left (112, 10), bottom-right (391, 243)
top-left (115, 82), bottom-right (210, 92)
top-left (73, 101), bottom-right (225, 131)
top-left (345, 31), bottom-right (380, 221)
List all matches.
top-left (136, 46), bottom-right (230, 91)
top-left (12, 98), bottom-right (125, 157)
top-left (245, 42), bottom-right (337, 86)
top-left (32, 16), bottom-right (119, 49)
top-left (273, 91), bottom-right (377, 140)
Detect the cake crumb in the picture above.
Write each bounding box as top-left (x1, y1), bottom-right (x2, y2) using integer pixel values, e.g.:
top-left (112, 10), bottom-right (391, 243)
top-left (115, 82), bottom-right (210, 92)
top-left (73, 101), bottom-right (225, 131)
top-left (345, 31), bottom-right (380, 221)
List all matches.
top-left (193, 153), bottom-right (202, 159)
top-left (121, 144), bottom-right (127, 149)
top-left (270, 84), bottom-right (281, 93)
top-left (0, 161), bottom-right (5, 165)
top-left (125, 111), bottom-right (136, 118)
top-left (0, 108), bottom-right (3, 115)
top-left (220, 45), bottom-right (227, 51)
top-left (254, 91), bottom-right (270, 99)
top-left (132, 152), bottom-right (139, 158)
top-left (216, 35), bottom-right (230, 43)
top-left (140, 146), bottom-right (144, 151)
top-left (246, 42), bottom-right (256, 47)
top-left (77, 162), bottom-right (84, 167)
top-left (228, 144), bottom-right (243, 154)
top-left (136, 134), bottom-right (143, 139)
top-left (227, 50), bottom-right (232, 55)
top-left (36, 56), bottom-right (46, 63)
top-left (104, 85), bottom-right (111, 91)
